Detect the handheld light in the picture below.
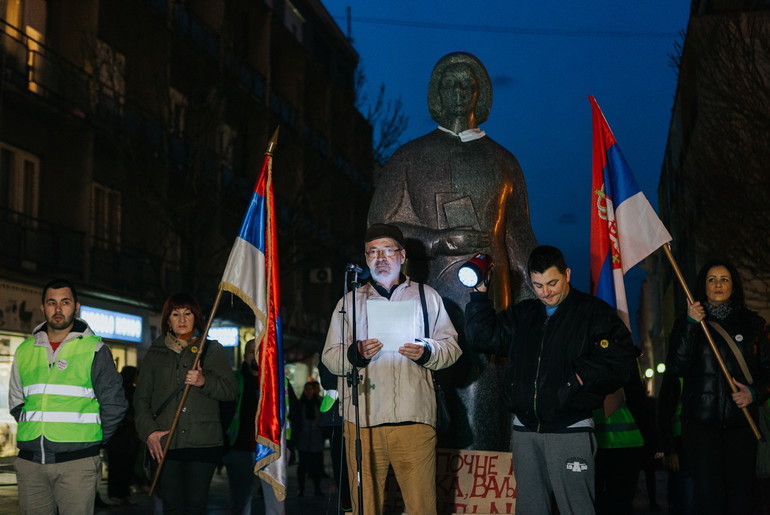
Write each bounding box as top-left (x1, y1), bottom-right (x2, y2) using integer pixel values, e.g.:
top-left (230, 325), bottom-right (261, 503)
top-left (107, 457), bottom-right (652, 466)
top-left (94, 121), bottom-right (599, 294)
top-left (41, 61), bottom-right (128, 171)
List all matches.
top-left (457, 253), bottom-right (493, 288)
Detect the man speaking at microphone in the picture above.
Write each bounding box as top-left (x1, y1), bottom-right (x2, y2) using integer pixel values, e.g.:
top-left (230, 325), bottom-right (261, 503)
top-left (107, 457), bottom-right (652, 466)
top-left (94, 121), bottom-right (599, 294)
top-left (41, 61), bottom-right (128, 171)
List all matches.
top-left (322, 223), bottom-right (462, 515)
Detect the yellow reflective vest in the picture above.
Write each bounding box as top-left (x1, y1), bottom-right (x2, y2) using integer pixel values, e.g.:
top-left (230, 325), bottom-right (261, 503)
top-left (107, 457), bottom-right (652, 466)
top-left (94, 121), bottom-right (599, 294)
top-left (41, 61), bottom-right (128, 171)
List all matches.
top-left (593, 402), bottom-right (644, 449)
top-left (16, 335), bottom-right (103, 443)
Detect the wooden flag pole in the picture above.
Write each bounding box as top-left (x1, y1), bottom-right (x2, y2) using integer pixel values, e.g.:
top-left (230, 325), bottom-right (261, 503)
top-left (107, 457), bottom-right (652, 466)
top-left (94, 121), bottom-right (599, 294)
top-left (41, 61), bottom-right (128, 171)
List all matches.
top-left (149, 287), bottom-right (224, 495)
top-left (661, 243), bottom-right (761, 440)
top-left (149, 127), bottom-right (281, 495)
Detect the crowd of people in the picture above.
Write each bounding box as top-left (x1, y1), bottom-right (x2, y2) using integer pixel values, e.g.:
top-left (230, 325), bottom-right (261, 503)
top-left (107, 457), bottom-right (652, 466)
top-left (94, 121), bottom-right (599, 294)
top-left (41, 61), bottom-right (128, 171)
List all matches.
top-left (6, 233), bottom-right (770, 515)
top-left (6, 34), bottom-right (770, 515)
top-left (6, 281), bottom-right (354, 515)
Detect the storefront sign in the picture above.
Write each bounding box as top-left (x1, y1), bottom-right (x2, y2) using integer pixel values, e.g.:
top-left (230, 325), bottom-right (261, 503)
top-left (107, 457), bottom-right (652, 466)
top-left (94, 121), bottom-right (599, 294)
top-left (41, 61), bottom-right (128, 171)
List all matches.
top-left (209, 326), bottom-right (239, 347)
top-left (81, 305), bottom-right (143, 343)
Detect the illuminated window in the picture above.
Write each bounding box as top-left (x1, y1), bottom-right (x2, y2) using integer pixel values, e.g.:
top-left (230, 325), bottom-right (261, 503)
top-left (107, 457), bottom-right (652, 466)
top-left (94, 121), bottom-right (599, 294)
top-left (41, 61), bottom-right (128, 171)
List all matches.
top-left (1, 0), bottom-right (48, 94)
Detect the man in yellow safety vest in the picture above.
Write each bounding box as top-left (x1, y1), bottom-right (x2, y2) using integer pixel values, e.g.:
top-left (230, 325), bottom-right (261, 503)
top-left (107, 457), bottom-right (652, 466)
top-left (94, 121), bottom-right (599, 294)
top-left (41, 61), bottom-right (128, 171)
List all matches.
top-left (9, 279), bottom-right (127, 514)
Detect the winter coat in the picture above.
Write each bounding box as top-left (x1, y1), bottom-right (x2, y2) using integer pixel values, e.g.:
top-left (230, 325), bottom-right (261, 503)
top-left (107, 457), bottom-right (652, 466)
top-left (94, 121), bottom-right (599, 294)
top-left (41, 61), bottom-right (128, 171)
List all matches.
top-left (465, 287), bottom-right (636, 433)
top-left (667, 306), bottom-right (770, 426)
top-left (134, 334), bottom-right (237, 450)
top-left (321, 277), bottom-right (461, 428)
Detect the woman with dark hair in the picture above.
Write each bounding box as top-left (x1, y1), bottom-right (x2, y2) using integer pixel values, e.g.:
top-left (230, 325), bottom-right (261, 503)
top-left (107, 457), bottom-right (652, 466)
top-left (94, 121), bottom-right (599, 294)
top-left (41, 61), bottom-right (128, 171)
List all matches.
top-left (666, 260), bottom-right (770, 515)
top-left (134, 293), bottom-right (237, 514)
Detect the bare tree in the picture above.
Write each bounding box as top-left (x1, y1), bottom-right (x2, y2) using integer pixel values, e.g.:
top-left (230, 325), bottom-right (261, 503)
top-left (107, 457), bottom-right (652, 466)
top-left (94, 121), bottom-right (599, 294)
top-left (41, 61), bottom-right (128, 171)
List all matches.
top-left (355, 65), bottom-right (409, 165)
top-left (668, 29), bottom-right (687, 75)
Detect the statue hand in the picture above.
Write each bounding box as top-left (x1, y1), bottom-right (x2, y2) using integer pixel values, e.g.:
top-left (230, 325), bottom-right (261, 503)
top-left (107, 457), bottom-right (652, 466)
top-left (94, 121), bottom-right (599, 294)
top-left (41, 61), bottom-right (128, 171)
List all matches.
top-left (434, 229), bottom-right (490, 255)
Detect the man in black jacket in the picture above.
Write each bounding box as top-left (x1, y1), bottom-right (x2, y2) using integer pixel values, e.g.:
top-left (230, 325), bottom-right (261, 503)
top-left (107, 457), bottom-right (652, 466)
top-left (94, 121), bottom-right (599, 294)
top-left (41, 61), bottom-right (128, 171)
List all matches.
top-left (465, 245), bottom-right (635, 514)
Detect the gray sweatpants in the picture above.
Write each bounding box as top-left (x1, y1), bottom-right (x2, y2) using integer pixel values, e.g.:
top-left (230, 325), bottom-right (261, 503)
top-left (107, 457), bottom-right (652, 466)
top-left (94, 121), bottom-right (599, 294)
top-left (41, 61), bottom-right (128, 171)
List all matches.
top-left (511, 430), bottom-right (596, 515)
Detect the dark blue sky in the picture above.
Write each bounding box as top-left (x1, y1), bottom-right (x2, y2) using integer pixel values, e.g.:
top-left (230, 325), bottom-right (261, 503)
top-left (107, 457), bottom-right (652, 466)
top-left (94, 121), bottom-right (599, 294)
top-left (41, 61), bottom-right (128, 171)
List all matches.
top-left (323, 1), bottom-right (691, 338)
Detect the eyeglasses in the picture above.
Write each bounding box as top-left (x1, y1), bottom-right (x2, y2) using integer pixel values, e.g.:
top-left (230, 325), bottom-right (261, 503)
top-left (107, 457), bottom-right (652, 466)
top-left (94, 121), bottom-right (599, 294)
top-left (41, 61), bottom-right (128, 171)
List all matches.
top-left (364, 248), bottom-right (403, 259)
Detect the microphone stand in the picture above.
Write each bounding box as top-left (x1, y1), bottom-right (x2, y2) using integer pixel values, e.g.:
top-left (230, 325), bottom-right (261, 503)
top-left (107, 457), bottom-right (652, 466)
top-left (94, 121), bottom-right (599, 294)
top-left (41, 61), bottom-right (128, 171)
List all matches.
top-left (340, 265), bottom-right (365, 515)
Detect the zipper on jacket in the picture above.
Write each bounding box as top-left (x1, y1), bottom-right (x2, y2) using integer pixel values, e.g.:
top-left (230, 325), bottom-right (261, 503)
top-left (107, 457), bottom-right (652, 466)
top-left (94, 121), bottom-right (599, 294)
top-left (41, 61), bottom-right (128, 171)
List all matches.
top-left (533, 316), bottom-right (550, 432)
top-left (40, 356), bottom-right (54, 464)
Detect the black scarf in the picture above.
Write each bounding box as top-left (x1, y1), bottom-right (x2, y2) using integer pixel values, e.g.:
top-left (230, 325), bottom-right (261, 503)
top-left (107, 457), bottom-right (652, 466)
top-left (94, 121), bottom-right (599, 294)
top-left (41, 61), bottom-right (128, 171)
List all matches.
top-left (705, 299), bottom-right (734, 321)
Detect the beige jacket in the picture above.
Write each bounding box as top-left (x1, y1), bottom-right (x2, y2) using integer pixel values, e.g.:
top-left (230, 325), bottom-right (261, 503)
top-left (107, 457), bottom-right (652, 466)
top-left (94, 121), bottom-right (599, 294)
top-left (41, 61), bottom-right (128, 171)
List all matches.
top-left (321, 277), bottom-right (461, 427)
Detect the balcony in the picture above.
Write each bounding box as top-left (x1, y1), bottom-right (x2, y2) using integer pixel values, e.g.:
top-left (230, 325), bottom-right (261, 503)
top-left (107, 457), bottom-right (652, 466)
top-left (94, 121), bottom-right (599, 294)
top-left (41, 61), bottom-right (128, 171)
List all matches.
top-left (0, 206), bottom-right (181, 301)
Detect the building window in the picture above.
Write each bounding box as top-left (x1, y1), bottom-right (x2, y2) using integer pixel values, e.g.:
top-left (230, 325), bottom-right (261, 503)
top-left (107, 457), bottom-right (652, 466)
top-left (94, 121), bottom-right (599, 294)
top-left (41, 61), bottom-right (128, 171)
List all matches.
top-left (88, 40), bottom-right (126, 114)
top-left (215, 123), bottom-right (236, 192)
top-left (2, 0), bottom-right (24, 40)
top-left (169, 88), bottom-right (187, 135)
top-left (91, 182), bottom-right (122, 251)
top-left (283, 0), bottom-right (305, 41)
top-left (25, 25), bottom-right (44, 94)
top-left (217, 123), bottom-right (235, 165)
top-left (1, 0), bottom-right (48, 94)
top-left (0, 142), bottom-right (39, 219)
top-left (0, 148), bottom-right (11, 209)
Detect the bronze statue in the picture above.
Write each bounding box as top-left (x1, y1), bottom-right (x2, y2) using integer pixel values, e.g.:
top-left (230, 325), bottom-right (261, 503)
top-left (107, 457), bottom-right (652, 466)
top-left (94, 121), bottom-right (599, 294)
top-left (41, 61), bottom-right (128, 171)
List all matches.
top-left (368, 52), bottom-right (537, 450)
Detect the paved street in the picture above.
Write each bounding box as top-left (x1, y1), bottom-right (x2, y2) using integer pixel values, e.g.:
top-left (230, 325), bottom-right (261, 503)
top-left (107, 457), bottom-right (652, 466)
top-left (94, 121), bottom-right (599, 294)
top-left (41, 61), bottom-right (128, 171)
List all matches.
top-left (0, 461), bottom-right (669, 514)
top-left (0, 463), bottom-right (344, 515)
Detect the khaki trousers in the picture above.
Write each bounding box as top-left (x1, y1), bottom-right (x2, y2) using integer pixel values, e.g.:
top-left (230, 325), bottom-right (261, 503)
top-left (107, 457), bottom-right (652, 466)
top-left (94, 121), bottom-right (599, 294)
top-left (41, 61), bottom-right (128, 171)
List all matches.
top-left (14, 455), bottom-right (101, 515)
top-left (344, 421), bottom-right (437, 515)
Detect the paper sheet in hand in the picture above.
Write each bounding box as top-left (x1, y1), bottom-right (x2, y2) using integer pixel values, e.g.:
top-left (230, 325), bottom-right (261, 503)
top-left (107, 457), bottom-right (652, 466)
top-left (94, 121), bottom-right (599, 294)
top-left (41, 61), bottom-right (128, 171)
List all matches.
top-left (366, 300), bottom-right (416, 352)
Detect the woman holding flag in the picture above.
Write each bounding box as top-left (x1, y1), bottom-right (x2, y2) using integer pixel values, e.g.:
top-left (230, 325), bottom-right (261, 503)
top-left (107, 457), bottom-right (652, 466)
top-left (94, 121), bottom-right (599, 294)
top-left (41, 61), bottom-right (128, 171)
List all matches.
top-left (134, 293), bottom-right (237, 514)
top-left (666, 260), bottom-right (770, 515)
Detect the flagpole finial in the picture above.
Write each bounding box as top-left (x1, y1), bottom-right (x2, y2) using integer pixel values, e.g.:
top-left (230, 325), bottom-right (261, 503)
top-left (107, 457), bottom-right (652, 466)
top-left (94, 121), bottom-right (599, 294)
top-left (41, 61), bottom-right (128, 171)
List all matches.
top-left (266, 127), bottom-right (280, 156)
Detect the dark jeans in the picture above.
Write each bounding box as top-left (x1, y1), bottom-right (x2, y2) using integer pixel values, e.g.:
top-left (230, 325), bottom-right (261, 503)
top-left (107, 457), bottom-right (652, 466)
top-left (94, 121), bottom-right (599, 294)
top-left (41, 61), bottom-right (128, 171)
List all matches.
top-left (157, 459), bottom-right (217, 515)
top-left (667, 436), bottom-right (696, 515)
top-left (328, 426), bottom-right (352, 510)
top-left (297, 450), bottom-right (323, 494)
top-left (595, 445), bottom-right (644, 515)
top-left (107, 450), bottom-right (136, 499)
top-left (683, 420), bottom-right (757, 515)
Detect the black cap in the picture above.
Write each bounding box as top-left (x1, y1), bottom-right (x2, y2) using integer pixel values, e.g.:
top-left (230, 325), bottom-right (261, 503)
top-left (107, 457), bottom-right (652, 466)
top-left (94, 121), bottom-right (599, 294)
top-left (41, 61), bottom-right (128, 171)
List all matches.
top-left (364, 223), bottom-right (405, 248)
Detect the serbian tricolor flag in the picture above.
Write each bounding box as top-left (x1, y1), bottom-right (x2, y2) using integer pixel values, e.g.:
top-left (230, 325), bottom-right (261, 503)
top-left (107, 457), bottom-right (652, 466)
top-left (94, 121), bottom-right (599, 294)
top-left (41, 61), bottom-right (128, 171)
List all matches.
top-left (589, 97), bottom-right (671, 329)
top-left (220, 129), bottom-right (286, 499)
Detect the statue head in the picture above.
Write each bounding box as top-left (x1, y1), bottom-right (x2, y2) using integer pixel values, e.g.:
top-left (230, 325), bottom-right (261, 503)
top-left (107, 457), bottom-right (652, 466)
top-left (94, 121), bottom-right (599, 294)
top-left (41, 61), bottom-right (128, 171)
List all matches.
top-left (428, 52), bottom-right (492, 131)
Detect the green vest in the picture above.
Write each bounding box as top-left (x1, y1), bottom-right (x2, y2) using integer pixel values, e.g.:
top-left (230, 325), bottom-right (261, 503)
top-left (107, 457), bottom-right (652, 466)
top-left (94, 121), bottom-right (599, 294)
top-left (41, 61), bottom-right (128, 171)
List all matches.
top-left (593, 402), bottom-right (644, 449)
top-left (16, 335), bottom-right (103, 443)
top-left (227, 371), bottom-right (292, 445)
top-left (284, 377), bottom-right (291, 441)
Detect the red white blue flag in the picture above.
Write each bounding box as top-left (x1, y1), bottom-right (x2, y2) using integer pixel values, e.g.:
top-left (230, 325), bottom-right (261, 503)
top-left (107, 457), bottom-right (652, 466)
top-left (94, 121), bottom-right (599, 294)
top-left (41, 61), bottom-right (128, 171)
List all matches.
top-left (589, 97), bottom-right (671, 328)
top-left (220, 130), bottom-right (286, 499)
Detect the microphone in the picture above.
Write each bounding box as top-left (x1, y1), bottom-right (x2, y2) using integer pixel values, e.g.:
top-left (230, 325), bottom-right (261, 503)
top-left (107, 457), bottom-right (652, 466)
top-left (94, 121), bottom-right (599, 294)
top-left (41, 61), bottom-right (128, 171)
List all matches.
top-left (345, 263), bottom-right (370, 281)
top-left (346, 263), bottom-right (363, 273)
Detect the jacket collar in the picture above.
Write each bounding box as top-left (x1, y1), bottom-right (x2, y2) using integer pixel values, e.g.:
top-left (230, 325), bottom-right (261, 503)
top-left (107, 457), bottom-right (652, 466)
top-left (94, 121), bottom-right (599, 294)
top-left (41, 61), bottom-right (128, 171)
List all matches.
top-left (366, 275), bottom-right (413, 299)
top-left (539, 285), bottom-right (577, 317)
